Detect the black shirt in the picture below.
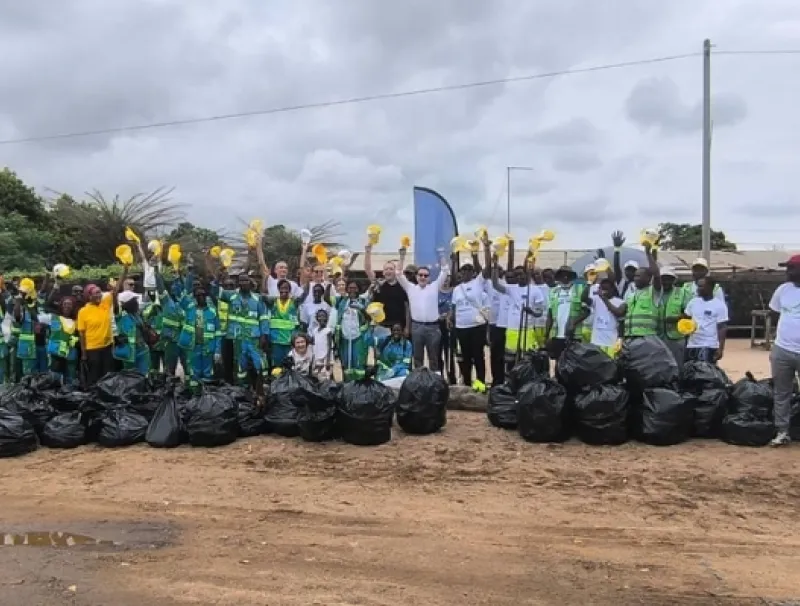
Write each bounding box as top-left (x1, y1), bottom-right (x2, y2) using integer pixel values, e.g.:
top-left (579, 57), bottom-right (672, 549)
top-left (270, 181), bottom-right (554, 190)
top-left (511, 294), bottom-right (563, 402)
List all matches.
top-left (372, 281), bottom-right (408, 328)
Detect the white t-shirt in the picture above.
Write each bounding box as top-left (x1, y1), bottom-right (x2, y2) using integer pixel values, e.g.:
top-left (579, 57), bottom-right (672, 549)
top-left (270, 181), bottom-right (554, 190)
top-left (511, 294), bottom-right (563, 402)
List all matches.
top-left (590, 295), bottom-right (622, 347)
top-left (685, 297), bottom-right (729, 349)
top-left (267, 275), bottom-right (303, 298)
top-left (618, 280), bottom-right (637, 299)
top-left (397, 265), bottom-right (450, 323)
top-left (289, 349), bottom-right (313, 374)
top-left (312, 327), bottom-right (332, 362)
top-left (684, 281), bottom-right (725, 303)
top-left (487, 281), bottom-right (511, 328)
top-left (585, 283), bottom-right (600, 326)
top-left (532, 284), bottom-right (550, 327)
top-left (301, 300), bottom-right (333, 333)
top-left (550, 285), bottom-right (573, 339)
top-left (452, 276), bottom-right (487, 329)
top-left (506, 284), bottom-right (547, 332)
top-left (769, 282), bottom-right (800, 354)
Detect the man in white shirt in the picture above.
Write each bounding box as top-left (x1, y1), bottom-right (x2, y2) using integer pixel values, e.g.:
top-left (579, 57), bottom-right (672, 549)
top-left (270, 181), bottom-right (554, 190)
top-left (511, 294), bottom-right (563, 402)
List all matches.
top-left (451, 264), bottom-right (488, 387)
top-left (265, 261), bottom-right (303, 297)
top-left (397, 247), bottom-right (449, 372)
top-left (486, 269), bottom-right (511, 385)
top-left (768, 254), bottom-right (800, 446)
top-left (683, 257), bottom-right (726, 303)
top-left (683, 276), bottom-right (728, 363)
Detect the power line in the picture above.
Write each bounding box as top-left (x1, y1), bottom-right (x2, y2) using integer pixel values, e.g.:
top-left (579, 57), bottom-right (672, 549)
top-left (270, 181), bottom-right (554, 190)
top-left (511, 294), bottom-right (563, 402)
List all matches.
top-left (714, 49), bottom-right (800, 56)
top-left (0, 52), bottom-right (698, 146)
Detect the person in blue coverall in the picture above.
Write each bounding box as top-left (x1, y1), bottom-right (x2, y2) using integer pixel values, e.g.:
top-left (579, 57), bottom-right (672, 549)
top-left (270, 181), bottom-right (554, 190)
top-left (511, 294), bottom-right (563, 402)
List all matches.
top-left (218, 273), bottom-right (270, 396)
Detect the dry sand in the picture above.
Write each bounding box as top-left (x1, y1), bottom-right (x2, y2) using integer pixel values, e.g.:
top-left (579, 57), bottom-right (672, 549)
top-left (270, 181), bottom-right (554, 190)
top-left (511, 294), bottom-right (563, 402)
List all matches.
top-left (1, 339), bottom-right (799, 606)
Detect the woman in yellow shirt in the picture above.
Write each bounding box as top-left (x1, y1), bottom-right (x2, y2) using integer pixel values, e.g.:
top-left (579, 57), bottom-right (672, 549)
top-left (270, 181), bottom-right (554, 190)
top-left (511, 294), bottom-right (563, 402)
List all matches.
top-left (78, 272), bottom-right (122, 385)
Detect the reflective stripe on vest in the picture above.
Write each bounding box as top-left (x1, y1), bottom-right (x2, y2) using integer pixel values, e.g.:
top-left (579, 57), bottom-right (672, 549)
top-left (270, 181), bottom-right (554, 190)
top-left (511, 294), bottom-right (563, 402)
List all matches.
top-left (624, 288), bottom-right (659, 337)
top-left (270, 318), bottom-right (296, 331)
top-left (659, 288), bottom-right (686, 340)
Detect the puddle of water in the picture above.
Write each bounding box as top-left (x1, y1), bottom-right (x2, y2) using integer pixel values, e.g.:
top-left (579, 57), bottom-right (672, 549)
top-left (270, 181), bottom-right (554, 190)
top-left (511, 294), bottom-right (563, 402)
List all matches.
top-left (1, 532), bottom-right (119, 548)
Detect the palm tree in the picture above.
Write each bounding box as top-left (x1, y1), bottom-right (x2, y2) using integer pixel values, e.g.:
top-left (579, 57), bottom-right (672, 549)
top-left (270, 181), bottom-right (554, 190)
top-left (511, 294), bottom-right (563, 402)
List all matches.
top-left (54, 187), bottom-right (185, 265)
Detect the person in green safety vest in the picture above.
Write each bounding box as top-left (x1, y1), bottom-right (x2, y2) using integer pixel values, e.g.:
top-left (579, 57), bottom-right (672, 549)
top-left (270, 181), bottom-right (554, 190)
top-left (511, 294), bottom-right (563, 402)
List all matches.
top-left (263, 279), bottom-right (303, 368)
top-left (152, 267), bottom-right (187, 376)
top-left (657, 266), bottom-right (689, 366)
top-left (112, 291), bottom-right (154, 374)
top-left (682, 257), bottom-right (726, 303)
top-left (218, 273), bottom-right (270, 392)
top-left (545, 265), bottom-right (582, 359)
top-left (335, 280), bottom-right (372, 381)
top-left (208, 268), bottom-right (237, 383)
top-left (616, 242), bottom-right (662, 339)
top-left (176, 282), bottom-right (221, 389)
top-left (41, 296), bottom-right (80, 385)
top-left (12, 278), bottom-right (43, 379)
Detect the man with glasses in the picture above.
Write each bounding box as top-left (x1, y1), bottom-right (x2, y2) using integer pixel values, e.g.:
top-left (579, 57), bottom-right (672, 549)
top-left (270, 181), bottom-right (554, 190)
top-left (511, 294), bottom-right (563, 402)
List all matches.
top-left (397, 246), bottom-right (449, 372)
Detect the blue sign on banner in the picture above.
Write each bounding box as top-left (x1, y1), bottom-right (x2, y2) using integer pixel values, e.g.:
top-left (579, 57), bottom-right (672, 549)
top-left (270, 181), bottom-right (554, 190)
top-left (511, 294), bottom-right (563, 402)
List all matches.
top-left (412, 187), bottom-right (459, 279)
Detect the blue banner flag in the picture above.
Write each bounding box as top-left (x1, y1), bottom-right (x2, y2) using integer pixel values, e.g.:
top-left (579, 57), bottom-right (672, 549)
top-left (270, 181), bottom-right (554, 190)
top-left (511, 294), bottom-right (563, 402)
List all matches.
top-left (413, 187), bottom-right (459, 279)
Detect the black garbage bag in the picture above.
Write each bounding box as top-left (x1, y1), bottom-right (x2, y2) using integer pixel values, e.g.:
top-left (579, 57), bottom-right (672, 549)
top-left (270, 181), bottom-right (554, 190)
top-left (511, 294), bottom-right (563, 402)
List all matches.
top-left (682, 389), bottom-right (728, 438)
top-left (183, 389), bottom-right (239, 447)
top-left (619, 336), bottom-right (679, 390)
top-left (506, 350), bottom-right (550, 392)
top-left (721, 412), bottom-right (773, 447)
top-left (128, 376), bottom-right (180, 421)
top-left (145, 395), bottom-right (183, 448)
top-left (729, 372), bottom-right (773, 417)
top-left (572, 385), bottom-right (629, 445)
top-left (337, 374), bottom-right (395, 446)
top-left (556, 341), bottom-right (618, 391)
top-left (487, 384), bottom-right (518, 429)
top-left (395, 368), bottom-right (449, 435)
top-left (0, 410), bottom-right (38, 457)
top-left (637, 387), bottom-right (692, 446)
top-left (790, 395), bottom-right (800, 441)
top-left (298, 380), bottom-right (340, 442)
top-left (39, 412), bottom-right (86, 449)
top-left (0, 385), bottom-right (56, 432)
top-left (93, 371), bottom-right (149, 405)
top-left (20, 371), bottom-right (63, 392)
top-left (265, 370), bottom-right (317, 437)
top-left (680, 361), bottom-right (730, 392)
top-left (49, 389), bottom-right (92, 413)
top-left (517, 378), bottom-right (569, 443)
top-left (95, 409), bottom-right (149, 447)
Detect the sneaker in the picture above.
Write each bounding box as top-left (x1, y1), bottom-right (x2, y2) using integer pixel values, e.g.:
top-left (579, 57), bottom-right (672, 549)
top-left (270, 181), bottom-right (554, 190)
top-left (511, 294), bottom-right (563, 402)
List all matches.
top-left (769, 432), bottom-right (791, 447)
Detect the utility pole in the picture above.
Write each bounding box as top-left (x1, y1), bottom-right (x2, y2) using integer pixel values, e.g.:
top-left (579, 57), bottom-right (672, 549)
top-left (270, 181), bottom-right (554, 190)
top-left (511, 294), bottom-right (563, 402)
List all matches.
top-left (701, 38), bottom-right (712, 262)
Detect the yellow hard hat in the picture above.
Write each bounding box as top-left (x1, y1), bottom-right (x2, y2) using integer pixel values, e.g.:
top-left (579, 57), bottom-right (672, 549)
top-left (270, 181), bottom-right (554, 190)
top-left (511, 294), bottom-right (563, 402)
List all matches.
top-left (167, 244), bottom-right (182, 267)
top-left (124, 226), bottom-right (140, 244)
top-left (18, 278), bottom-right (35, 295)
top-left (115, 244), bottom-right (134, 265)
top-left (677, 319), bottom-right (697, 336)
top-left (400, 235), bottom-right (411, 248)
top-left (148, 240), bottom-right (163, 257)
top-left (366, 302), bottom-right (386, 324)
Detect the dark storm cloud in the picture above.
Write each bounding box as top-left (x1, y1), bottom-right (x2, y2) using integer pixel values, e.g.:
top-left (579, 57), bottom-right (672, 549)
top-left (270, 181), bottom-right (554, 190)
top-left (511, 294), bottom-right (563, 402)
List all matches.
top-left (624, 77), bottom-right (747, 135)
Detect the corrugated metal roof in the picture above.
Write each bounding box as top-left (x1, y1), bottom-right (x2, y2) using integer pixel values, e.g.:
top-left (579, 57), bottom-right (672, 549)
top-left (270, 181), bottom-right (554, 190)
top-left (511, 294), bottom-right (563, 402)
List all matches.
top-left (349, 249), bottom-right (798, 273)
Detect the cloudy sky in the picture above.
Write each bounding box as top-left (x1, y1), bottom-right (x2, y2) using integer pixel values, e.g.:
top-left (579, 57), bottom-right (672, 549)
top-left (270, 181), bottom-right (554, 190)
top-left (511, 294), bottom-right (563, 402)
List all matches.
top-left (1, 0), bottom-right (799, 252)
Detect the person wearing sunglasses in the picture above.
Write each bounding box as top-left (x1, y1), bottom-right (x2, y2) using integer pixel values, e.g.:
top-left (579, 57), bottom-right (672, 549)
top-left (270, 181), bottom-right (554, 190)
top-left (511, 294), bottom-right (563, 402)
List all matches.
top-left (396, 246), bottom-right (450, 372)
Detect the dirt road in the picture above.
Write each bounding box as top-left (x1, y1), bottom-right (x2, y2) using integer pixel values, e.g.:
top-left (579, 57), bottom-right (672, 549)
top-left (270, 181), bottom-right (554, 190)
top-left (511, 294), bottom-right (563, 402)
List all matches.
top-left (1, 341), bottom-right (798, 605)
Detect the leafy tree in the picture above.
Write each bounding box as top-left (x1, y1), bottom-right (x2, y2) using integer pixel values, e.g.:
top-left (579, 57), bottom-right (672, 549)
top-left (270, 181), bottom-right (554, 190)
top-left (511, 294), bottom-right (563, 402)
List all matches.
top-left (657, 222), bottom-right (737, 252)
top-left (166, 222), bottom-right (226, 269)
top-left (0, 167), bottom-right (48, 223)
top-left (53, 187), bottom-right (185, 265)
top-left (46, 193), bottom-right (95, 268)
top-left (0, 213), bottom-right (53, 272)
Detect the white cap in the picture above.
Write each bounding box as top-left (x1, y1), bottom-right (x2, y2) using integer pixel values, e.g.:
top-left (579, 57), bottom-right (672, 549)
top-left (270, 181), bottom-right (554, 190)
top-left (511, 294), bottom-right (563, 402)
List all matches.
top-left (583, 263), bottom-right (596, 275)
top-left (692, 257), bottom-right (709, 269)
top-left (661, 265), bottom-right (677, 278)
top-left (624, 260), bottom-right (639, 269)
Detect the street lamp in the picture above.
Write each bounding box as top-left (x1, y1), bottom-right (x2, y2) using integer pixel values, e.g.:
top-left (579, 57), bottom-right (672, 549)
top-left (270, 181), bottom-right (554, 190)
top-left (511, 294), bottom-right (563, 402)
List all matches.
top-left (506, 166), bottom-right (534, 233)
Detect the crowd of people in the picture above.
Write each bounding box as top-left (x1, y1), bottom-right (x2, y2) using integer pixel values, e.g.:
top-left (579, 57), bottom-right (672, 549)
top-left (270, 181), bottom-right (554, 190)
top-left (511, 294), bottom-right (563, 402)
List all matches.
top-left (1, 227), bottom-right (798, 447)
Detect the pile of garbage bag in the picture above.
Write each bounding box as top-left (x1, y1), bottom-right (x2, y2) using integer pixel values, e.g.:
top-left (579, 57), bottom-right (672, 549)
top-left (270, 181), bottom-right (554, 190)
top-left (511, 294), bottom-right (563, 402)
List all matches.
top-left (720, 372), bottom-right (775, 447)
top-left (679, 361), bottom-right (731, 438)
top-left (395, 368), bottom-right (448, 435)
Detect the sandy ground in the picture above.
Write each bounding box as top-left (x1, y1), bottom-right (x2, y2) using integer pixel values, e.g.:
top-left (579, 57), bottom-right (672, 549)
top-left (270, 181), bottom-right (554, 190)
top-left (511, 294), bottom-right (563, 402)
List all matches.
top-left (1, 340), bottom-right (799, 606)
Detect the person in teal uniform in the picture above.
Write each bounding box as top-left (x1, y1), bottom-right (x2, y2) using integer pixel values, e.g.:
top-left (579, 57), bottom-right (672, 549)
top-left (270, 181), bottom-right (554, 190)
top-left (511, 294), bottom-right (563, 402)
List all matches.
top-left (376, 323), bottom-right (412, 381)
top-left (335, 280), bottom-right (372, 381)
top-left (112, 291), bottom-right (153, 374)
top-left (263, 279), bottom-right (302, 368)
top-left (218, 273), bottom-right (270, 391)
top-left (176, 282), bottom-right (220, 389)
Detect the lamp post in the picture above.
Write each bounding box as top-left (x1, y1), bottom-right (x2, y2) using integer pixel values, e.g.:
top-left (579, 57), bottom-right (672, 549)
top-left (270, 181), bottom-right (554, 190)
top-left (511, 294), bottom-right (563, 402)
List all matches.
top-left (506, 166), bottom-right (534, 233)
